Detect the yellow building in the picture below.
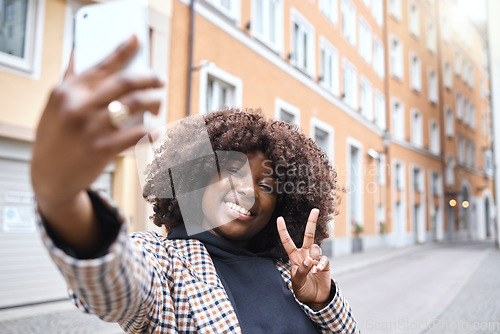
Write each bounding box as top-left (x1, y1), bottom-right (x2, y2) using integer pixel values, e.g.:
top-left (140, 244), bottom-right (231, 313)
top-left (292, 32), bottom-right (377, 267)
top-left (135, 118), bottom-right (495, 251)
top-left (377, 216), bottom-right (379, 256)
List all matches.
top-left (0, 0), bottom-right (494, 307)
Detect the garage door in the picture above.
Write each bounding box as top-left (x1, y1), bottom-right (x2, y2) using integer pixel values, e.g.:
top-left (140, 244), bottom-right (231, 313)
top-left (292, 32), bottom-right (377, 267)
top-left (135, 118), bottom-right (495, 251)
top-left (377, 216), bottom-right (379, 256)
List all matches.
top-left (0, 140), bottom-right (113, 308)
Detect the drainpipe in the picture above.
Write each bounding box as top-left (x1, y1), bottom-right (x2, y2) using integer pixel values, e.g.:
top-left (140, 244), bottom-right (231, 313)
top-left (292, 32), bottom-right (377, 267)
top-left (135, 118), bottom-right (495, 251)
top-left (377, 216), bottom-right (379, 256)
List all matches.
top-left (186, 0), bottom-right (196, 116)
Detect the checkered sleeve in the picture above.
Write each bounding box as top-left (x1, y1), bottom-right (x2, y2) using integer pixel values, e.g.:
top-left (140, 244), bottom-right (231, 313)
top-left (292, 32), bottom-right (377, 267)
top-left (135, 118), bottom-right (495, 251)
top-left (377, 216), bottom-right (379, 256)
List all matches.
top-left (275, 261), bottom-right (360, 334)
top-left (36, 191), bottom-right (168, 333)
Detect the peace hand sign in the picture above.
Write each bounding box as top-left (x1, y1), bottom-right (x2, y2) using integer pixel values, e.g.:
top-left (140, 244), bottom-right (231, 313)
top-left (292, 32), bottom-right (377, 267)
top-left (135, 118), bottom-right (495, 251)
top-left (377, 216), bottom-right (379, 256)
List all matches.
top-left (277, 209), bottom-right (332, 310)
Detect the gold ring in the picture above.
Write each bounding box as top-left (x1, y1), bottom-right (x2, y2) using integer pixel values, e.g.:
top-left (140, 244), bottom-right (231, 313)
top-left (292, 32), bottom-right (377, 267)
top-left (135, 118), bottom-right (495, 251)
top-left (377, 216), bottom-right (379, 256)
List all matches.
top-left (107, 100), bottom-right (130, 128)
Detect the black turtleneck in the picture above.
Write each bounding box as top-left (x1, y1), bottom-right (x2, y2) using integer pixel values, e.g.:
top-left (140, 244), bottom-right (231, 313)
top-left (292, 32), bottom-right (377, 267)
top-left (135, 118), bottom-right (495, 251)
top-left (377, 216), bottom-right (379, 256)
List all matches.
top-left (168, 225), bottom-right (320, 334)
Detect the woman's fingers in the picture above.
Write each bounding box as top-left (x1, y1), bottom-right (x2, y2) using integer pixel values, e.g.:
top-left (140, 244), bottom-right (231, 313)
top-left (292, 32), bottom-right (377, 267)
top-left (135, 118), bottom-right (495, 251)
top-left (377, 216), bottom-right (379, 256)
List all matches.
top-left (293, 255), bottom-right (314, 288)
top-left (277, 216), bottom-right (298, 257)
top-left (119, 88), bottom-right (164, 116)
top-left (92, 71), bottom-right (164, 108)
top-left (302, 208), bottom-right (319, 250)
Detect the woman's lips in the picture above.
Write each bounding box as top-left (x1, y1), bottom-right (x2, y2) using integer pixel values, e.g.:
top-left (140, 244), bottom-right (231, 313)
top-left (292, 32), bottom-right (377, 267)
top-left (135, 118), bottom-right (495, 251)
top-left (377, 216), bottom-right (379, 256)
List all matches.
top-left (224, 201), bottom-right (254, 221)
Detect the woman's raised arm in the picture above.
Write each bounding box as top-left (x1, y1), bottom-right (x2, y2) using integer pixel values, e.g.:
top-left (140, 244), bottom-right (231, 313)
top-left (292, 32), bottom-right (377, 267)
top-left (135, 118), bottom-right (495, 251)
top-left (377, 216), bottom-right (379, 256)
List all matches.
top-left (31, 35), bottom-right (165, 256)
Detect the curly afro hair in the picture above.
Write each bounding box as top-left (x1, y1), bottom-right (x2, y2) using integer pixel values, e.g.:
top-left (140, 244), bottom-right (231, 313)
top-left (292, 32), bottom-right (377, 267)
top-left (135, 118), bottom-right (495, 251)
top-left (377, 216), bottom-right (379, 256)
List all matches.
top-left (143, 108), bottom-right (339, 261)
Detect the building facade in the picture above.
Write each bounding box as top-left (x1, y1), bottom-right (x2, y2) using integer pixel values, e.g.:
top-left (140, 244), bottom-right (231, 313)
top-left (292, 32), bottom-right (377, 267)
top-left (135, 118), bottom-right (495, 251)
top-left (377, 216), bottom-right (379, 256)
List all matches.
top-left (0, 0), bottom-right (495, 307)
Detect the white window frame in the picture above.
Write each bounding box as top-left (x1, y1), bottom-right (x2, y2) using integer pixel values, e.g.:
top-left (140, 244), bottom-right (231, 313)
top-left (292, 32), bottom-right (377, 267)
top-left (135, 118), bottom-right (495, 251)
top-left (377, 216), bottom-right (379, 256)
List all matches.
top-left (394, 160), bottom-right (406, 190)
top-left (446, 107), bottom-right (454, 137)
top-left (373, 36), bottom-right (385, 78)
top-left (206, 0), bottom-right (241, 21)
top-left (275, 98), bottom-right (301, 127)
top-left (442, 15), bottom-right (450, 43)
top-left (457, 134), bottom-right (464, 165)
top-left (310, 117), bottom-right (335, 161)
top-left (412, 166), bottom-right (423, 193)
top-left (428, 68), bottom-right (438, 104)
top-left (411, 109), bottom-right (423, 147)
top-left (409, 0), bottom-right (420, 38)
top-left (0, 0), bottom-right (45, 78)
top-left (389, 0), bottom-right (402, 21)
top-left (290, 8), bottom-right (316, 76)
top-left (444, 61), bottom-right (452, 89)
top-left (371, 0), bottom-right (383, 26)
top-left (342, 58), bottom-right (358, 109)
top-left (455, 51), bottom-right (461, 77)
top-left (392, 98), bottom-right (405, 140)
top-left (445, 156), bottom-right (455, 186)
top-left (374, 90), bottom-right (386, 130)
top-left (199, 64), bottom-right (243, 115)
top-left (390, 35), bottom-right (403, 80)
top-left (347, 137), bottom-right (364, 229)
top-left (251, 0), bottom-right (284, 53)
top-left (410, 52), bottom-right (422, 92)
top-left (341, 0), bottom-right (356, 46)
top-left (360, 76), bottom-right (374, 121)
top-left (359, 16), bottom-right (372, 63)
top-left (319, 0), bottom-right (338, 26)
top-left (377, 153), bottom-right (386, 185)
top-left (426, 19), bottom-right (436, 53)
top-left (456, 92), bottom-right (463, 120)
top-left (430, 120), bottom-right (440, 155)
top-left (319, 36), bottom-right (340, 96)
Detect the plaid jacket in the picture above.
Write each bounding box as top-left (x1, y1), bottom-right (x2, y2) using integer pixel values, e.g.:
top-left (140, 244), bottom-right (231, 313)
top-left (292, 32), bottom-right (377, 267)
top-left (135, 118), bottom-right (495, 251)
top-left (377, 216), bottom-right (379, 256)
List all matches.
top-left (38, 195), bottom-right (360, 334)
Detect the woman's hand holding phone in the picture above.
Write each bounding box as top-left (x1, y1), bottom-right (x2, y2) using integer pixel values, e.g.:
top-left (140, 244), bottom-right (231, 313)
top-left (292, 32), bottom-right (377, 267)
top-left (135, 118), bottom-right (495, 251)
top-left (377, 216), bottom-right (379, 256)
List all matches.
top-left (31, 36), bottom-right (165, 253)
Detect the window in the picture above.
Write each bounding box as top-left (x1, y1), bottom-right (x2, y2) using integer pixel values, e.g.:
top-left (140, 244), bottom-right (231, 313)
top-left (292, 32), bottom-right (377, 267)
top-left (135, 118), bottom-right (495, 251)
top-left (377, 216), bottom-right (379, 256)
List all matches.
top-left (291, 9), bottom-right (315, 76)
top-left (430, 120), bottom-right (440, 154)
top-left (360, 77), bottom-right (373, 121)
top-left (252, 0), bottom-right (283, 52)
top-left (394, 161), bottom-right (405, 189)
top-left (463, 98), bottom-right (469, 126)
top-left (377, 204), bottom-right (386, 232)
top-left (457, 134), bottom-right (464, 164)
top-left (348, 141), bottom-right (363, 226)
top-left (275, 98), bottom-right (300, 126)
top-left (456, 92), bottom-right (463, 120)
top-left (455, 51), bottom-right (461, 77)
top-left (200, 65), bottom-right (242, 114)
top-left (390, 35), bottom-right (403, 79)
top-left (411, 110), bottom-right (423, 147)
top-left (320, 37), bottom-right (340, 96)
top-left (206, 0), bottom-right (240, 20)
top-left (371, 0), bottom-right (383, 26)
top-left (446, 156), bottom-right (455, 186)
top-left (377, 154), bottom-right (386, 185)
top-left (374, 90), bottom-right (386, 130)
top-left (373, 37), bottom-right (385, 78)
top-left (413, 167), bottom-right (422, 192)
top-left (442, 15), bottom-right (450, 43)
top-left (482, 112), bottom-right (488, 137)
top-left (410, 52), bottom-right (422, 92)
top-left (392, 99), bottom-right (404, 140)
top-left (0, 0), bottom-right (43, 75)
top-left (446, 107), bottom-right (454, 137)
top-left (444, 61), bottom-right (452, 89)
top-left (431, 172), bottom-right (441, 196)
top-left (481, 78), bottom-right (487, 100)
top-left (484, 149), bottom-right (493, 174)
top-left (470, 103), bottom-right (476, 130)
top-left (341, 0), bottom-right (356, 46)
top-left (429, 68), bottom-right (438, 104)
top-left (359, 17), bottom-right (372, 63)
top-left (389, 0), bottom-right (402, 21)
top-left (310, 118), bottom-right (334, 160)
top-left (409, 0), bottom-right (420, 37)
top-left (426, 20), bottom-right (436, 53)
top-left (319, 0), bottom-right (338, 25)
top-left (471, 142), bottom-right (476, 168)
top-left (343, 59), bottom-right (358, 109)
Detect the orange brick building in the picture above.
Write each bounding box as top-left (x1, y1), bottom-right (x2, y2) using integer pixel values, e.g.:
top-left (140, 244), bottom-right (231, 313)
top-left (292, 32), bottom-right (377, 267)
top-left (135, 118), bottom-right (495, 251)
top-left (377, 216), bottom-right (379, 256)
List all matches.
top-left (165, 0), bottom-right (494, 255)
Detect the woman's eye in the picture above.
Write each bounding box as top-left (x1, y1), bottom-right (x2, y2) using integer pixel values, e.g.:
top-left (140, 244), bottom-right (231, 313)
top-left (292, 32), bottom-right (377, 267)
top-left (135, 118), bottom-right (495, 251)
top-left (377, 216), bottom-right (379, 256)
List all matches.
top-left (259, 183), bottom-right (274, 193)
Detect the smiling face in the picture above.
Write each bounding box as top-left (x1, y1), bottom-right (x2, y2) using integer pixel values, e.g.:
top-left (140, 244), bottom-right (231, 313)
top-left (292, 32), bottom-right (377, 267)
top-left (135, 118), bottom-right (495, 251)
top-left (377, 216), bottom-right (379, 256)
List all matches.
top-left (201, 151), bottom-right (278, 247)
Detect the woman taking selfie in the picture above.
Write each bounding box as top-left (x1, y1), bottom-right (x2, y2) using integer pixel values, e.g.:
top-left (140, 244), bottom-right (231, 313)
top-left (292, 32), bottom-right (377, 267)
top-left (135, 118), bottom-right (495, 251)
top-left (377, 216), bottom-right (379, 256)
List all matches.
top-left (31, 36), bottom-right (360, 333)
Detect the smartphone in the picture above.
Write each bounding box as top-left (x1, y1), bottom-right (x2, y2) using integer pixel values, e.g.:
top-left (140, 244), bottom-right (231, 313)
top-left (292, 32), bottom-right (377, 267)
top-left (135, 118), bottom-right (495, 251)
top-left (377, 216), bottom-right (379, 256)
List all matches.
top-left (73, 0), bottom-right (150, 75)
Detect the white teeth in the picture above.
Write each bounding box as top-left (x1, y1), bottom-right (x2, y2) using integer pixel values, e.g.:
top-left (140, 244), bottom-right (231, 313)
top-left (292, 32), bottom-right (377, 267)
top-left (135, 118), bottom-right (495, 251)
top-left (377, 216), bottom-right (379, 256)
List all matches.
top-left (225, 202), bottom-right (252, 216)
